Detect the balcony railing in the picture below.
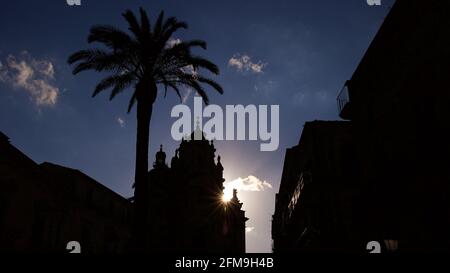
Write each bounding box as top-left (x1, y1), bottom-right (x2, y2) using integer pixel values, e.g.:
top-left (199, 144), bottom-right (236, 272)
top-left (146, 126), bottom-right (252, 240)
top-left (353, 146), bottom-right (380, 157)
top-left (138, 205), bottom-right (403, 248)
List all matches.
top-left (337, 81), bottom-right (352, 120)
top-left (337, 84), bottom-right (349, 112)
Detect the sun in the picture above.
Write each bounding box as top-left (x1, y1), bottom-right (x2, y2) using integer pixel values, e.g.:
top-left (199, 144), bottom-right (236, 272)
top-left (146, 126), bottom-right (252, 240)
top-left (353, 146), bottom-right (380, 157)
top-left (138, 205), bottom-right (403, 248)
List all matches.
top-left (222, 189), bottom-right (233, 203)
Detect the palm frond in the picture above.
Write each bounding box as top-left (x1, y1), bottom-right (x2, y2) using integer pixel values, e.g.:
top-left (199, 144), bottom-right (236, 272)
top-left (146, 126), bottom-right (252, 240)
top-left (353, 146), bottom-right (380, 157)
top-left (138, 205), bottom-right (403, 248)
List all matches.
top-left (139, 7), bottom-right (151, 34)
top-left (122, 9), bottom-right (141, 38)
top-left (88, 25), bottom-right (134, 50)
top-left (109, 73), bottom-right (135, 100)
top-left (173, 73), bottom-right (209, 104)
top-left (196, 76), bottom-right (224, 94)
top-left (161, 16), bottom-right (177, 33)
top-left (161, 21), bottom-right (188, 44)
top-left (68, 7), bottom-right (223, 111)
top-left (68, 49), bottom-right (105, 64)
top-left (92, 73), bottom-right (135, 98)
top-left (69, 48), bottom-right (134, 75)
top-left (187, 79), bottom-right (209, 105)
top-left (185, 55), bottom-right (219, 75)
top-left (154, 10), bottom-right (165, 36)
top-left (183, 40), bottom-right (206, 50)
top-left (127, 91), bottom-right (138, 113)
top-left (167, 82), bottom-right (182, 102)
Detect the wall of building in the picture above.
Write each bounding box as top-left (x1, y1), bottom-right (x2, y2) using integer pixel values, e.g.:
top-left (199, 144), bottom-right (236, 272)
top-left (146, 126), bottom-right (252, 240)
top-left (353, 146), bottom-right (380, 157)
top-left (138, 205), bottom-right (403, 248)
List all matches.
top-left (272, 121), bottom-right (362, 253)
top-left (0, 134), bottom-right (132, 253)
top-left (346, 0), bottom-right (450, 252)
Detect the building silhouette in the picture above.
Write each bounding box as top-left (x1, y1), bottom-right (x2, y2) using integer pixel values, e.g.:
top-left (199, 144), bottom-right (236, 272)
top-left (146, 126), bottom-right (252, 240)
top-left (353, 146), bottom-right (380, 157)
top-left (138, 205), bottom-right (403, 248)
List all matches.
top-left (0, 131), bottom-right (132, 253)
top-left (0, 128), bottom-right (247, 253)
top-left (272, 121), bottom-right (361, 252)
top-left (145, 125), bottom-right (247, 253)
top-left (273, 0), bottom-right (450, 253)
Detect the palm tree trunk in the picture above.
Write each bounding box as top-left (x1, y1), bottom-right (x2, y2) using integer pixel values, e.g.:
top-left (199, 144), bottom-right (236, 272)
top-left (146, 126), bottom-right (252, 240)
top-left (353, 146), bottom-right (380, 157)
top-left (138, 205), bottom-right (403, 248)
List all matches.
top-left (133, 81), bottom-right (157, 253)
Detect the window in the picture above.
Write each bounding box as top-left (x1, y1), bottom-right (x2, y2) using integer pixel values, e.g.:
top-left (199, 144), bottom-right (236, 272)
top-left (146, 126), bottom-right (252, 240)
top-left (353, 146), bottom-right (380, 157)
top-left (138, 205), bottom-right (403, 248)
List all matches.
top-left (384, 240), bottom-right (398, 252)
top-left (287, 173), bottom-right (305, 218)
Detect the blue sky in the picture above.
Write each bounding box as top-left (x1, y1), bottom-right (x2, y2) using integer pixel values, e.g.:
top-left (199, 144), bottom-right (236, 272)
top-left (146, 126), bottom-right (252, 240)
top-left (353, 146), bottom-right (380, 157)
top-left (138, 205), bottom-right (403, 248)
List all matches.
top-left (0, 0), bottom-right (393, 252)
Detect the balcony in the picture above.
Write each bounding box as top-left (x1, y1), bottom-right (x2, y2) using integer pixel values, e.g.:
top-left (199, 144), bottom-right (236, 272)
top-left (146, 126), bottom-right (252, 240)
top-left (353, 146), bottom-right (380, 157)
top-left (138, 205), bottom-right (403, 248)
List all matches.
top-left (337, 81), bottom-right (352, 120)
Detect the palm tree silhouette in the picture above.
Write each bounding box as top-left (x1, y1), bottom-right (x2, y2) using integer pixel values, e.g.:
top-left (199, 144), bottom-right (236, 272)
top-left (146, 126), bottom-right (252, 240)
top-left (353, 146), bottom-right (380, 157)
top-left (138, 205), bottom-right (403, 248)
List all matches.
top-left (67, 8), bottom-right (223, 251)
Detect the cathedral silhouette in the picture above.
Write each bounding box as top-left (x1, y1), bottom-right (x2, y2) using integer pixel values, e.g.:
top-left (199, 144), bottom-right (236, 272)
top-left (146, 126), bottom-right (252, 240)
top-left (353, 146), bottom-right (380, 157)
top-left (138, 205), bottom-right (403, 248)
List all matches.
top-left (144, 125), bottom-right (248, 253)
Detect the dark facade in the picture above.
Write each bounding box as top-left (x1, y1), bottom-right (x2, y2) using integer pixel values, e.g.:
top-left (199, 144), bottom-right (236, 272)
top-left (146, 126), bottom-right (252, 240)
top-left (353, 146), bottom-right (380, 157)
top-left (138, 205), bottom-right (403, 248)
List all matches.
top-left (272, 121), bottom-right (361, 253)
top-left (0, 128), bottom-right (247, 253)
top-left (341, 0), bottom-right (450, 252)
top-left (145, 127), bottom-right (248, 253)
top-left (0, 132), bottom-right (132, 253)
top-left (273, 0), bottom-right (450, 253)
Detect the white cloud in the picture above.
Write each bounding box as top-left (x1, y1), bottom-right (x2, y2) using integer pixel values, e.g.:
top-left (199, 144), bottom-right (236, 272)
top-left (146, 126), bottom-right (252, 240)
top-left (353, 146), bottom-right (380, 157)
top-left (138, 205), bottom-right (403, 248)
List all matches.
top-left (117, 117), bottom-right (125, 127)
top-left (223, 175), bottom-right (272, 200)
top-left (228, 54), bottom-right (267, 74)
top-left (166, 38), bottom-right (182, 48)
top-left (32, 80), bottom-right (58, 106)
top-left (32, 59), bottom-right (55, 79)
top-left (245, 227), bottom-right (255, 233)
top-left (0, 52), bottom-right (59, 106)
top-left (181, 64), bottom-right (197, 77)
